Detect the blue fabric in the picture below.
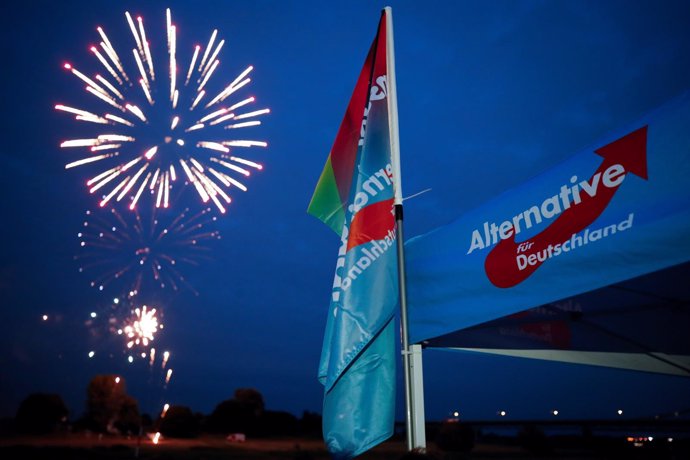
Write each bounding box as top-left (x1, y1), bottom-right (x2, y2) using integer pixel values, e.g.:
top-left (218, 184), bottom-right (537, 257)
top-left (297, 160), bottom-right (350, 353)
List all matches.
top-left (406, 92), bottom-right (690, 344)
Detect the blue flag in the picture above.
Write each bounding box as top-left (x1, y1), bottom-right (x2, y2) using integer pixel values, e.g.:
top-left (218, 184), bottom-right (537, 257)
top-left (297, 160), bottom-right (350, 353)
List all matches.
top-left (406, 91), bottom-right (690, 344)
top-left (312, 11), bottom-right (398, 459)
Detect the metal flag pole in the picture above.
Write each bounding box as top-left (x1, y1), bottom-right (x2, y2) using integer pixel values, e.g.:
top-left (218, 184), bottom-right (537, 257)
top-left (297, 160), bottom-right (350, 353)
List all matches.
top-left (384, 6), bottom-right (427, 452)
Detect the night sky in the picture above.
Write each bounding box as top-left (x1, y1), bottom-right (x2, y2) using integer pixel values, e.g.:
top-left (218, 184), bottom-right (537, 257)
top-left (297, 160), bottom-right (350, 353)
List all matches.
top-left (1, 0), bottom-right (690, 423)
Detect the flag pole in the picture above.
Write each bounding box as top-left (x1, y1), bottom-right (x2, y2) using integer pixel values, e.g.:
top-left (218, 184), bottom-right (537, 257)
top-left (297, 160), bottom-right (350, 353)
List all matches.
top-left (384, 6), bottom-right (426, 452)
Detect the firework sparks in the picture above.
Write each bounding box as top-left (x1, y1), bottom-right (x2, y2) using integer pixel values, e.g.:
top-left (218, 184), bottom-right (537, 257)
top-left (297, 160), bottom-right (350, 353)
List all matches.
top-left (57, 9), bottom-right (269, 213)
top-left (123, 305), bottom-right (161, 348)
top-left (76, 206), bottom-right (220, 294)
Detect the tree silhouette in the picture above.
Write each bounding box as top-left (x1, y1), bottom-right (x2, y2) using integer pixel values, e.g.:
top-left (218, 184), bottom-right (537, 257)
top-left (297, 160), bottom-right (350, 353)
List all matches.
top-left (85, 375), bottom-right (139, 433)
top-left (15, 393), bottom-right (68, 434)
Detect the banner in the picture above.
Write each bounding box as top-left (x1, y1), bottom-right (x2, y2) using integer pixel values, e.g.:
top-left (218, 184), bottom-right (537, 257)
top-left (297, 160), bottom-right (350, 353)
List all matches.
top-left (406, 92), bottom-right (690, 344)
top-left (311, 10), bottom-right (398, 458)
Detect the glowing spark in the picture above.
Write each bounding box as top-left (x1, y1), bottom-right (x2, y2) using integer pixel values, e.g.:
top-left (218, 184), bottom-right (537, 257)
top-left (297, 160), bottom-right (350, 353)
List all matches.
top-left (185, 123), bottom-right (204, 132)
top-left (197, 141), bottom-right (229, 153)
top-left (205, 66), bottom-right (253, 108)
top-left (209, 112), bottom-right (235, 126)
top-left (42, 315), bottom-right (48, 321)
top-left (190, 90), bottom-right (205, 110)
top-left (88, 351), bottom-right (95, 358)
top-left (172, 89), bottom-right (179, 109)
top-left (133, 49), bottom-right (150, 94)
top-left (97, 26), bottom-right (130, 82)
top-left (100, 176), bottom-right (130, 207)
top-left (117, 164), bottom-right (149, 201)
top-left (234, 108), bottom-right (270, 120)
top-left (125, 104), bottom-right (147, 122)
top-left (197, 59), bottom-right (218, 93)
top-left (227, 96), bottom-right (255, 112)
top-left (66, 154), bottom-right (113, 169)
top-left (164, 172), bottom-right (170, 208)
top-left (161, 404), bottom-right (170, 418)
top-left (225, 120), bottom-right (261, 129)
top-left (95, 75), bottom-right (124, 99)
top-left (200, 40), bottom-right (224, 80)
top-left (208, 168), bottom-right (247, 191)
top-left (125, 12), bottom-right (144, 59)
top-left (222, 140), bottom-right (268, 148)
top-left (211, 157), bottom-right (250, 176)
top-left (130, 172), bottom-right (151, 209)
top-left (144, 146), bottom-right (158, 160)
top-left (198, 29), bottom-right (217, 71)
top-left (230, 156), bottom-right (263, 170)
top-left (149, 348), bottom-right (156, 366)
top-left (55, 104), bottom-right (97, 118)
top-left (153, 432), bottom-right (161, 444)
top-left (150, 168), bottom-right (161, 190)
top-left (162, 350), bottom-right (170, 368)
top-left (137, 17), bottom-right (155, 80)
top-left (98, 134), bottom-right (135, 142)
top-left (91, 46), bottom-right (123, 85)
top-left (165, 368), bottom-right (173, 384)
top-left (61, 139), bottom-right (99, 148)
top-left (199, 108), bottom-right (227, 123)
top-left (140, 78), bottom-right (154, 105)
top-left (185, 45), bottom-right (200, 85)
top-left (86, 86), bottom-right (125, 111)
top-left (91, 144), bottom-right (121, 152)
top-left (171, 116), bottom-right (179, 130)
top-left (169, 25), bottom-right (177, 101)
top-left (105, 114), bottom-right (135, 127)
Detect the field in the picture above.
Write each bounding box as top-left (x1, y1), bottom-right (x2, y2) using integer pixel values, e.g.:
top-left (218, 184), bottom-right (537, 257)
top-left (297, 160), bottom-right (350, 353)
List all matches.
top-left (2, 432), bottom-right (686, 460)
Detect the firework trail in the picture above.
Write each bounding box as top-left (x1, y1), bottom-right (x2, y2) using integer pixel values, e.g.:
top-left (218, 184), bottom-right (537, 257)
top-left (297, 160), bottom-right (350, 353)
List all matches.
top-left (76, 206), bottom-right (220, 295)
top-left (57, 9), bottom-right (269, 214)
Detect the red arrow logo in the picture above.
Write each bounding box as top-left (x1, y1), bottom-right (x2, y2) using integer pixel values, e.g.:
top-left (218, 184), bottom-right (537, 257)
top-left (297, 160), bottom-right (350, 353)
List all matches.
top-left (484, 126), bottom-right (648, 288)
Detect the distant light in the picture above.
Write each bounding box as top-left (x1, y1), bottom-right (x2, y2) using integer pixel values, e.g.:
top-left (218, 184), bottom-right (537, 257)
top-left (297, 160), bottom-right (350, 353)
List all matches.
top-left (617, 409), bottom-right (623, 415)
top-left (90, 312), bottom-right (97, 318)
top-left (113, 298), bottom-right (120, 304)
top-left (42, 315), bottom-right (48, 321)
top-left (668, 438), bottom-right (673, 443)
top-left (453, 411), bottom-right (459, 417)
top-left (88, 351), bottom-right (95, 358)
top-left (128, 356), bottom-right (134, 363)
top-left (552, 410), bottom-right (559, 416)
top-left (499, 410), bottom-right (506, 417)
top-left (115, 376), bottom-right (120, 384)
top-left (648, 436), bottom-right (654, 442)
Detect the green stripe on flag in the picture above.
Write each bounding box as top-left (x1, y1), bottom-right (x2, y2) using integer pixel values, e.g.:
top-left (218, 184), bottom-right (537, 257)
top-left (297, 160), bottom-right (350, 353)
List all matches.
top-left (308, 156), bottom-right (345, 235)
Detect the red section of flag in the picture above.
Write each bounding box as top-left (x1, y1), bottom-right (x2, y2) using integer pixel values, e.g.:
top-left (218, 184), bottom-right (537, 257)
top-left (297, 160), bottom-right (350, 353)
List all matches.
top-left (347, 198), bottom-right (395, 251)
top-left (485, 126), bottom-right (648, 288)
top-left (329, 45), bottom-right (376, 209)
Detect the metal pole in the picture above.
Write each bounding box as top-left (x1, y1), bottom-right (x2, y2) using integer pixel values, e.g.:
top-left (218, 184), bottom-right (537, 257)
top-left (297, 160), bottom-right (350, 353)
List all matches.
top-left (385, 6), bottom-right (426, 451)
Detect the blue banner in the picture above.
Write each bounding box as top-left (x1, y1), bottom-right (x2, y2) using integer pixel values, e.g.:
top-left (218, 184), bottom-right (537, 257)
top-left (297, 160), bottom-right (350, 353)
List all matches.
top-left (316, 11), bottom-right (397, 459)
top-left (406, 92), bottom-right (690, 344)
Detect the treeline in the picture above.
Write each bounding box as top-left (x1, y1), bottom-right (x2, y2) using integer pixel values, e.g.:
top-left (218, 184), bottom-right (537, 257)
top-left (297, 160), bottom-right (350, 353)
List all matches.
top-left (10, 374), bottom-right (322, 439)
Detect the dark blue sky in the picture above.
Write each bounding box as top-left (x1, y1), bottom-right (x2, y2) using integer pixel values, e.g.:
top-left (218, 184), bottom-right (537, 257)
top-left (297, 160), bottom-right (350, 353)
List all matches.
top-left (1, 0), bottom-right (690, 423)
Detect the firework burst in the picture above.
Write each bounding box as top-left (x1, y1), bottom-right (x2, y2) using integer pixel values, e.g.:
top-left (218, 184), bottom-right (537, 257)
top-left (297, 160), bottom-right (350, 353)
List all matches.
top-left (76, 206), bottom-right (220, 295)
top-left (57, 9), bottom-right (269, 213)
top-left (121, 304), bottom-right (161, 348)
